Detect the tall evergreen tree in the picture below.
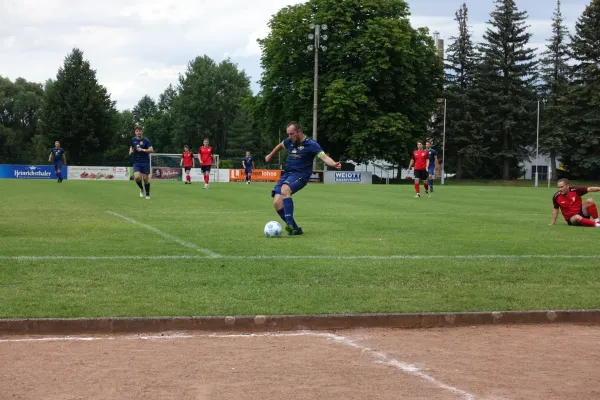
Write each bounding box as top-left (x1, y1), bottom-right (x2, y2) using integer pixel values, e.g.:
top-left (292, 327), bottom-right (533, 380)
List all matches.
top-left (41, 48), bottom-right (118, 165)
top-left (132, 95), bottom-right (158, 123)
top-left (438, 3), bottom-right (484, 178)
top-left (563, 0), bottom-right (600, 179)
top-left (539, 0), bottom-right (570, 181)
top-left (476, 0), bottom-right (538, 179)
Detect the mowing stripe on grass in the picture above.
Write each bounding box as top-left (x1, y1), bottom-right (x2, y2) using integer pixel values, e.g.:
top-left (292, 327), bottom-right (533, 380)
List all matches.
top-left (0, 254), bottom-right (598, 261)
top-left (106, 211), bottom-right (221, 258)
top-left (0, 331), bottom-right (476, 399)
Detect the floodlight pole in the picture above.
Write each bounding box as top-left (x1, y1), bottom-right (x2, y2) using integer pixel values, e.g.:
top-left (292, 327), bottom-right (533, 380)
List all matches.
top-left (535, 100), bottom-right (540, 187)
top-left (309, 23), bottom-right (328, 172)
top-left (441, 98), bottom-right (447, 185)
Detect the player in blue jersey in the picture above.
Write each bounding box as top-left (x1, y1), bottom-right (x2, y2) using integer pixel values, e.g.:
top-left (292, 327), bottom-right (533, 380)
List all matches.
top-left (48, 140), bottom-right (67, 183)
top-left (242, 151), bottom-right (254, 184)
top-left (129, 124), bottom-right (153, 199)
top-left (425, 140), bottom-right (438, 193)
top-left (265, 121), bottom-right (341, 235)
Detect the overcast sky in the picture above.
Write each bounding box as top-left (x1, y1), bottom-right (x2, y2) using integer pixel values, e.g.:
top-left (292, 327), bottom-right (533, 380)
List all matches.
top-left (0, 0), bottom-right (589, 110)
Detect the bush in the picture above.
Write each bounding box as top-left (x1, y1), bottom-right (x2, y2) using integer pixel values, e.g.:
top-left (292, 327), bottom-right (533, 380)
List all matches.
top-left (219, 159), bottom-right (233, 168)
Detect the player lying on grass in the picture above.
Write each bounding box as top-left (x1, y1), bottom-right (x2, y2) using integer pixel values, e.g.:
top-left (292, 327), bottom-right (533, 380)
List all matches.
top-left (549, 178), bottom-right (600, 227)
top-left (265, 121), bottom-right (341, 235)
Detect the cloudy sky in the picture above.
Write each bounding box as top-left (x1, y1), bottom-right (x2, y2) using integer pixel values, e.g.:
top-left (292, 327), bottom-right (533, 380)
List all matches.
top-left (0, 0), bottom-right (589, 110)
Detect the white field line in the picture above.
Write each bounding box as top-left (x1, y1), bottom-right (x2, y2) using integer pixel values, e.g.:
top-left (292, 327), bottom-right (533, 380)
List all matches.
top-left (106, 211), bottom-right (220, 258)
top-left (0, 254), bottom-right (597, 261)
top-left (0, 331), bottom-right (477, 399)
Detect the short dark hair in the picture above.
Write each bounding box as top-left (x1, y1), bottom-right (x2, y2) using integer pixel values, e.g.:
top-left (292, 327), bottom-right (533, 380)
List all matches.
top-left (425, 139), bottom-right (431, 144)
top-left (184, 144), bottom-right (189, 149)
top-left (287, 121), bottom-right (302, 132)
top-left (417, 140), bottom-right (423, 145)
top-left (135, 124), bottom-right (142, 130)
top-left (558, 178), bottom-right (569, 185)
top-left (203, 138), bottom-right (209, 142)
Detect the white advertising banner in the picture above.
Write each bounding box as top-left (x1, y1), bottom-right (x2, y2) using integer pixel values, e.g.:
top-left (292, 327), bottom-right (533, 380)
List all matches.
top-left (68, 166), bottom-right (130, 180)
top-left (187, 168), bottom-right (230, 183)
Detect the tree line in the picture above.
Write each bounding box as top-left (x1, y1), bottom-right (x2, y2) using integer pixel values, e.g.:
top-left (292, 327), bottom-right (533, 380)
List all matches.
top-left (435, 0), bottom-right (600, 180)
top-left (1, 0), bottom-right (599, 179)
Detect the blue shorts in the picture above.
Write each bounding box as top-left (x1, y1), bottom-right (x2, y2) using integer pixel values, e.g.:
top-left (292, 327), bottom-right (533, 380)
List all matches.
top-left (54, 161), bottom-right (63, 170)
top-left (428, 165), bottom-right (435, 176)
top-left (271, 172), bottom-right (308, 197)
top-left (133, 163), bottom-right (150, 174)
top-left (245, 168), bottom-right (252, 174)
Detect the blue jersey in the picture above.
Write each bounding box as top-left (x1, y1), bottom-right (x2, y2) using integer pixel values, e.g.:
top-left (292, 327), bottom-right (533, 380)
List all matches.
top-left (427, 149), bottom-right (437, 164)
top-left (283, 137), bottom-right (323, 177)
top-left (51, 147), bottom-right (65, 163)
top-left (243, 156), bottom-right (254, 170)
top-left (131, 137), bottom-right (152, 164)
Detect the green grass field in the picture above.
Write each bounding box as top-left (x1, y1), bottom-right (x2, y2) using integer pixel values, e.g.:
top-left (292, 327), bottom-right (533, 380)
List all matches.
top-left (1, 179), bottom-right (599, 318)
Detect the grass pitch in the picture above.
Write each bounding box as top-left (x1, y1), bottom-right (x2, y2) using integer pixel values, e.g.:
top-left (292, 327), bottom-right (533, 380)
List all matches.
top-left (0, 179), bottom-right (599, 318)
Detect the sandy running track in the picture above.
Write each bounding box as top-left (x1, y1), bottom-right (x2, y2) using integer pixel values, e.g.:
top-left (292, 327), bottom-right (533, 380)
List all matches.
top-left (1, 324), bottom-right (599, 400)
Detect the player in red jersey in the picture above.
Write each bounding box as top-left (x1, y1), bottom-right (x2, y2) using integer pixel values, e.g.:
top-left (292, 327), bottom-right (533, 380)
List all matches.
top-left (180, 145), bottom-right (195, 184)
top-left (407, 140), bottom-right (430, 198)
top-left (549, 178), bottom-right (600, 227)
top-left (198, 138), bottom-right (214, 189)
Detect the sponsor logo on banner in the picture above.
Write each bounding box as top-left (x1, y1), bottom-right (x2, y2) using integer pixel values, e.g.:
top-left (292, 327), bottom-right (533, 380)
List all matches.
top-left (308, 171), bottom-right (324, 183)
top-left (67, 166), bottom-right (129, 180)
top-left (152, 167), bottom-right (182, 180)
top-left (334, 172), bottom-right (361, 183)
top-left (229, 169), bottom-right (281, 182)
top-left (14, 165), bottom-right (52, 179)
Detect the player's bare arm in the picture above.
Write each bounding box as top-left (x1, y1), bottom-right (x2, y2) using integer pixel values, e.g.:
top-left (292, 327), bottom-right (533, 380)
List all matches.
top-left (48, 152), bottom-right (52, 162)
top-left (242, 160), bottom-right (246, 169)
top-left (426, 159), bottom-right (430, 171)
top-left (129, 146), bottom-right (134, 155)
top-left (318, 152), bottom-right (342, 169)
top-left (408, 158), bottom-right (414, 170)
top-left (265, 142), bottom-right (285, 163)
top-left (145, 146), bottom-right (153, 154)
top-left (587, 187), bottom-right (600, 192)
top-left (549, 208), bottom-right (559, 226)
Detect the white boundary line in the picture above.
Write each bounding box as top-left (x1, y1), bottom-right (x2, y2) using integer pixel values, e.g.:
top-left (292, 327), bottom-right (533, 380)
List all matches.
top-left (0, 254), bottom-right (597, 261)
top-left (0, 331), bottom-right (476, 399)
top-left (106, 211), bottom-right (221, 258)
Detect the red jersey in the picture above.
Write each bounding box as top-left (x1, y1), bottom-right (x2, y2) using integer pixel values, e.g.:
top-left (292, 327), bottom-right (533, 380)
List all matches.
top-left (553, 186), bottom-right (588, 220)
top-left (412, 150), bottom-right (428, 170)
top-left (198, 146), bottom-right (213, 166)
top-left (182, 152), bottom-right (194, 167)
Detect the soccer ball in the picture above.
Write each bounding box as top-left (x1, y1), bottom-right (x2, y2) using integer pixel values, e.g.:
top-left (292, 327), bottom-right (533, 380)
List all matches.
top-left (264, 221), bottom-right (282, 238)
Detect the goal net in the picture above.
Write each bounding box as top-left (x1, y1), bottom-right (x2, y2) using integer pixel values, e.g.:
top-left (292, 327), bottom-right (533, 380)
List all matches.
top-left (150, 153), bottom-right (220, 182)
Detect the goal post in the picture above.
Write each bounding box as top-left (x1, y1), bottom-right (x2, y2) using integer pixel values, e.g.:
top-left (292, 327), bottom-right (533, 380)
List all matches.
top-left (150, 153), bottom-right (220, 182)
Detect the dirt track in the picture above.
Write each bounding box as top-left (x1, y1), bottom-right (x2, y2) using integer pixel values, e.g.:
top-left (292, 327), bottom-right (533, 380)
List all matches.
top-left (2, 324), bottom-right (599, 399)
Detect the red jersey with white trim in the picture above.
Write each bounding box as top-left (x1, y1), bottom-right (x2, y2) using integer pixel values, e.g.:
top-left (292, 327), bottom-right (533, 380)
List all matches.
top-left (552, 186), bottom-right (588, 220)
top-left (199, 146), bottom-right (213, 166)
top-left (412, 150), bottom-right (428, 170)
top-left (182, 152), bottom-right (194, 167)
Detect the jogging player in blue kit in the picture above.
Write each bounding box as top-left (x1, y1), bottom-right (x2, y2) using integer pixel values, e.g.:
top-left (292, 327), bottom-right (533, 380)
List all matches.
top-left (48, 140), bottom-right (66, 183)
top-left (129, 124), bottom-right (153, 199)
top-left (265, 121), bottom-right (341, 235)
top-left (425, 140), bottom-right (438, 193)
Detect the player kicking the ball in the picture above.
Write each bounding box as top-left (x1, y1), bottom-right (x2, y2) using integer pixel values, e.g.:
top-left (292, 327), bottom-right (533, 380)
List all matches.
top-left (549, 178), bottom-right (600, 227)
top-left (180, 145), bottom-right (194, 184)
top-left (129, 124), bottom-right (153, 199)
top-left (265, 121), bottom-right (341, 235)
top-left (408, 140), bottom-right (430, 197)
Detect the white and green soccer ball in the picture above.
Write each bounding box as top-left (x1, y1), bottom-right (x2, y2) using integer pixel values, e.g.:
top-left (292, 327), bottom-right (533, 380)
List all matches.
top-left (264, 221), bottom-right (282, 238)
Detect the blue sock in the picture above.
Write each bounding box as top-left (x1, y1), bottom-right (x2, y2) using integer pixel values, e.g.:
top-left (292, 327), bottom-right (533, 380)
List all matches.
top-left (276, 208), bottom-right (286, 223)
top-left (283, 198), bottom-right (299, 229)
top-left (428, 179), bottom-right (433, 189)
top-left (56, 171), bottom-right (61, 180)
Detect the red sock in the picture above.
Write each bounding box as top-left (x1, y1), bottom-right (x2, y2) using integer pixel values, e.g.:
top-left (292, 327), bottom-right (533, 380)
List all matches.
top-left (204, 175), bottom-right (209, 184)
top-left (580, 218), bottom-right (596, 227)
top-left (414, 182), bottom-right (420, 194)
top-left (424, 183), bottom-right (429, 192)
top-left (186, 175), bottom-right (190, 182)
top-left (588, 204), bottom-right (598, 219)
